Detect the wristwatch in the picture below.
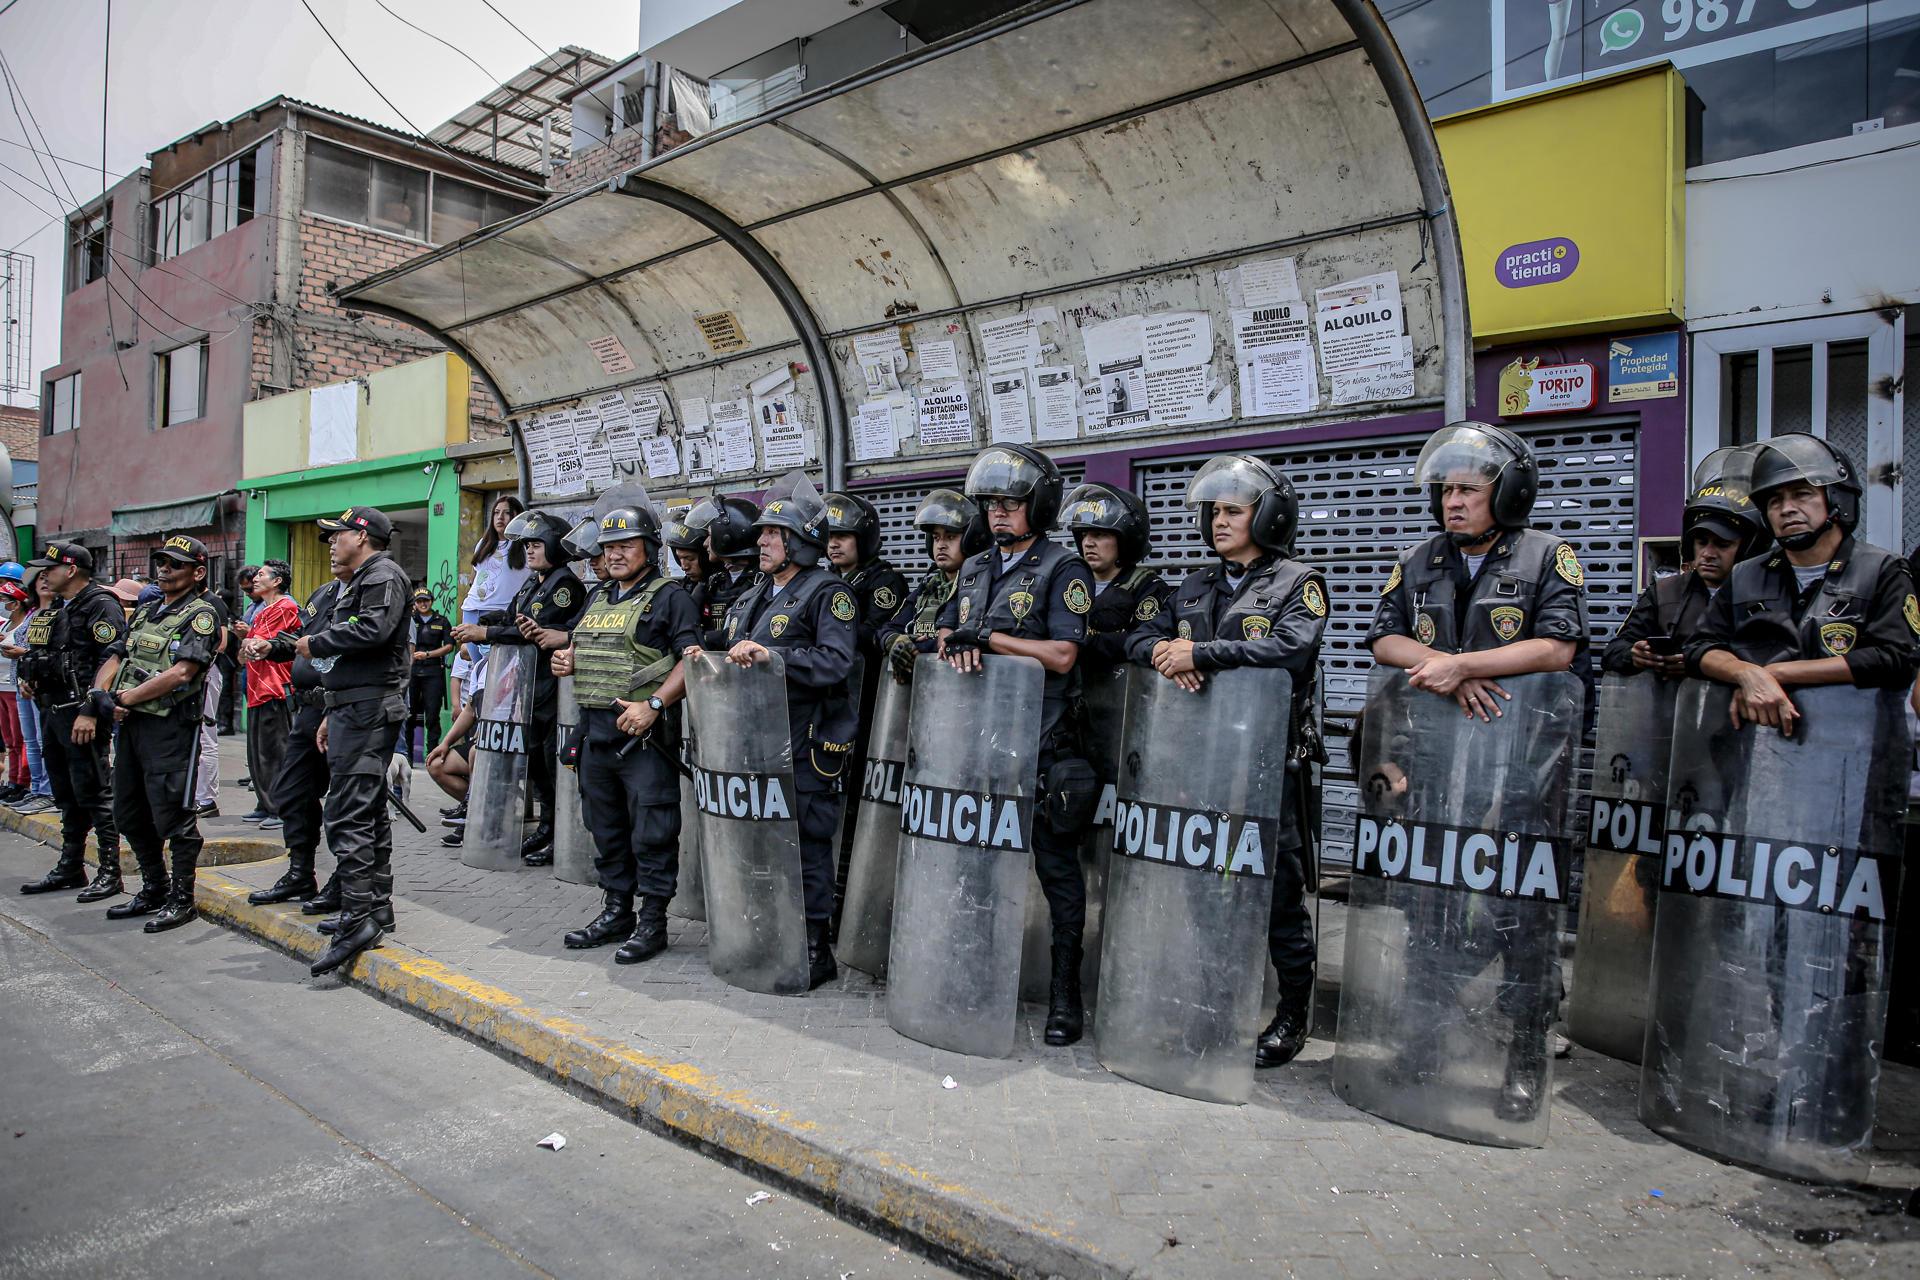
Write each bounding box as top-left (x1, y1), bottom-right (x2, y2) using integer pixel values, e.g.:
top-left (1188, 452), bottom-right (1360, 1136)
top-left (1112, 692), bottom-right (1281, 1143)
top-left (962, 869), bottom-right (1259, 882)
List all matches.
top-left (646, 695), bottom-right (665, 712)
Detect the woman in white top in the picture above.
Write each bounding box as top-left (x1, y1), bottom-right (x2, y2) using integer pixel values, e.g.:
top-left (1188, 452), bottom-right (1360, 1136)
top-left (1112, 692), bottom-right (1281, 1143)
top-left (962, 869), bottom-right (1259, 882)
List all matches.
top-left (453, 493), bottom-right (531, 713)
top-left (4, 572), bottom-right (56, 810)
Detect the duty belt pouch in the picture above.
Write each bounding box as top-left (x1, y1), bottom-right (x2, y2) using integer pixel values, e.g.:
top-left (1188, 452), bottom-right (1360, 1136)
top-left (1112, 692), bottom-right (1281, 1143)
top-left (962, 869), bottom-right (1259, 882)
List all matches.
top-left (560, 719), bottom-right (586, 770)
top-left (1041, 756), bottom-right (1099, 834)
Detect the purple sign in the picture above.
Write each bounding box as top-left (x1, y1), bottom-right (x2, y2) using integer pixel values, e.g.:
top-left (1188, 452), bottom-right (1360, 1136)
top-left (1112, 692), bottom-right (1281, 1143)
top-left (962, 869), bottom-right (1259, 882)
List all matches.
top-left (1496, 237), bottom-right (1580, 289)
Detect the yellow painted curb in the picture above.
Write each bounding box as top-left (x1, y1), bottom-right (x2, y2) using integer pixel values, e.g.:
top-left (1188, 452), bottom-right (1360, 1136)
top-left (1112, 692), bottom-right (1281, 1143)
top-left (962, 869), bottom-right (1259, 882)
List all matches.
top-left (3, 806), bottom-right (280, 866)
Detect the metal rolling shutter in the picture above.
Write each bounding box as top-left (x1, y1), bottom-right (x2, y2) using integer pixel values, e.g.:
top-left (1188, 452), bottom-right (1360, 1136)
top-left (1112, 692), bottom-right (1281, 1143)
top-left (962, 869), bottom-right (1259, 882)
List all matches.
top-left (1136, 421), bottom-right (1638, 866)
top-left (864, 466), bottom-right (1086, 577)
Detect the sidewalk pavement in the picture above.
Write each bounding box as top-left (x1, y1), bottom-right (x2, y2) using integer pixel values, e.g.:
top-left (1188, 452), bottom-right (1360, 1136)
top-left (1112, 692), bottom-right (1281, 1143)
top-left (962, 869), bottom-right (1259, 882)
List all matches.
top-left (14, 737), bottom-right (1920, 1279)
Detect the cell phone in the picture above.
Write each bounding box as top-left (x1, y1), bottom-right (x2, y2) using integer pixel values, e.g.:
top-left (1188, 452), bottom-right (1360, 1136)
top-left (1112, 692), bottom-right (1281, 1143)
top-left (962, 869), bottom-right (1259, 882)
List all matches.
top-left (1646, 634), bottom-right (1682, 656)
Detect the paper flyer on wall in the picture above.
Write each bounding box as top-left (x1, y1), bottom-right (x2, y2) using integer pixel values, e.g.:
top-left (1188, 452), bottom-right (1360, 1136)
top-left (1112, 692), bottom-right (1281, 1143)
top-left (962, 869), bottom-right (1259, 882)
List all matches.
top-left (1141, 312), bottom-right (1212, 373)
top-left (977, 312), bottom-right (1040, 376)
top-left (852, 329), bottom-right (902, 397)
top-left (1314, 272), bottom-right (1404, 373)
top-left (917, 381), bottom-right (974, 447)
top-left (709, 398), bottom-right (756, 474)
top-left (682, 436), bottom-right (714, 481)
top-left (625, 384), bottom-right (670, 436)
top-left (760, 420), bottom-right (807, 470)
top-left (853, 400), bottom-right (898, 462)
top-left (576, 406), bottom-right (616, 486)
top-left (1238, 343), bottom-right (1317, 418)
top-left (917, 339), bottom-right (960, 382)
top-left (1031, 366), bottom-right (1079, 441)
top-left (986, 371), bottom-right (1033, 444)
top-left (679, 395), bottom-right (711, 433)
top-left (1330, 336), bottom-right (1416, 406)
top-left (641, 434), bottom-right (680, 479)
top-left (1082, 315), bottom-right (1150, 432)
top-left (1238, 256), bottom-right (1301, 307)
top-left (592, 391), bottom-right (632, 434)
top-left (1145, 366), bottom-right (1231, 427)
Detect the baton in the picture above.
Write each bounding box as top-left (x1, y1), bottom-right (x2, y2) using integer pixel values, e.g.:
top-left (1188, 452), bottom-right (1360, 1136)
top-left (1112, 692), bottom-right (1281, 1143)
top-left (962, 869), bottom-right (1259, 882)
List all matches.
top-left (387, 784), bottom-right (428, 834)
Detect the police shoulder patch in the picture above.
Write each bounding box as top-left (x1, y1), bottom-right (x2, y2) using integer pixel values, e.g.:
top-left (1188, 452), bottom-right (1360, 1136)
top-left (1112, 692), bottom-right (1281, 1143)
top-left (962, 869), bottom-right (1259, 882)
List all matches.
top-left (191, 609), bottom-right (216, 636)
top-left (1063, 580), bottom-right (1091, 615)
top-left (770, 614), bottom-right (791, 638)
top-left (1905, 593), bottom-right (1920, 638)
top-left (1382, 562), bottom-right (1402, 596)
top-left (552, 586), bottom-right (572, 609)
top-left (1553, 543), bottom-right (1585, 587)
top-left (873, 586), bottom-right (898, 612)
top-left (91, 620), bottom-right (116, 643)
top-left (1134, 594), bottom-right (1160, 622)
top-left (1241, 616), bottom-right (1272, 641)
top-left (1302, 579), bottom-right (1327, 618)
top-left (1490, 605), bottom-right (1525, 643)
top-left (1820, 621), bottom-right (1857, 657)
top-left (829, 591), bottom-right (857, 623)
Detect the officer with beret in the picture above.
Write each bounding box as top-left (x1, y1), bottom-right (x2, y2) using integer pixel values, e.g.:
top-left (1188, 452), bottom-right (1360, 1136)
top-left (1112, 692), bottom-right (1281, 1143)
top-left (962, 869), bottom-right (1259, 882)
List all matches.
top-left (452, 510), bottom-right (585, 865)
top-left (722, 478), bottom-right (859, 989)
top-left (1687, 436), bottom-right (1920, 722)
top-left (1126, 455), bottom-right (1329, 1068)
top-left (299, 506), bottom-right (413, 977)
top-left (16, 541), bottom-right (125, 901)
top-left (939, 444), bottom-right (1099, 1046)
top-left (551, 505), bottom-right (701, 963)
top-left (93, 535), bottom-right (224, 931)
top-left (877, 489), bottom-right (992, 684)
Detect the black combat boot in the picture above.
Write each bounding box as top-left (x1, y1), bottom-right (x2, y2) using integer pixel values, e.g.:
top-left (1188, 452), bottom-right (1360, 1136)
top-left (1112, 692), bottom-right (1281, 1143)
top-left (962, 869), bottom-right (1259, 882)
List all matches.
top-left (614, 895), bottom-right (669, 965)
top-left (19, 848), bottom-right (86, 895)
top-left (1043, 933), bottom-right (1085, 1046)
top-left (76, 845), bottom-right (124, 903)
top-left (520, 816), bottom-right (554, 865)
top-left (1494, 1036), bottom-right (1548, 1123)
top-left (249, 851), bottom-right (318, 905)
top-left (563, 891), bottom-right (634, 949)
top-left (310, 913), bottom-right (382, 976)
top-left (300, 873), bottom-right (342, 916)
top-left (318, 904), bottom-right (395, 936)
top-left (144, 856), bottom-right (197, 933)
top-left (105, 877), bottom-right (169, 920)
top-left (1255, 986), bottom-right (1313, 1069)
top-left (806, 919), bottom-right (838, 990)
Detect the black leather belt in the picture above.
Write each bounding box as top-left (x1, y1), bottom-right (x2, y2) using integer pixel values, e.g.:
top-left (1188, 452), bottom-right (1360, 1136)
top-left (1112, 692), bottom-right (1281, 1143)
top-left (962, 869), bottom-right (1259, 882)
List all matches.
top-left (322, 686), bottom-right (390, 708)
top-left (294, 688), bottom-right (326, 710)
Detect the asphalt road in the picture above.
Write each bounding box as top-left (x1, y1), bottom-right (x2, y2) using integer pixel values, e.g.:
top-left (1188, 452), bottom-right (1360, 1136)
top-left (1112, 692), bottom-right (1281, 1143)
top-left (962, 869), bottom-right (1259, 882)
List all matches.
top-left (0, 838), bottom-right (957, 1280)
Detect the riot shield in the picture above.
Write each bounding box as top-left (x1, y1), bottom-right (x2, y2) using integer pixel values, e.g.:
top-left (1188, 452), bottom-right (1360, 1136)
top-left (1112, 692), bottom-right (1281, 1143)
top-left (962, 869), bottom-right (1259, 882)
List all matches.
top-left (887, 655), bottom-right (1045, 1057)
top-left (1640, 683), bottom-right (1910, 1183)
top-left (1332, 668), bottom-right (1581, 1148)
top-left (551, 675), bottom-right (595, 885)
top-left (684, 651), bottom-right (809, 995)
top-left (463, 644), bottom-right (535, 872)
top-left (1096, 666), bottom-right (1292, 1104)
top-left (669, 728), bottom-right (707, 922)
top-left (835, 672), bottom-right (911, 976)
top-left (1566, 674), bottom-right (1677, 1062)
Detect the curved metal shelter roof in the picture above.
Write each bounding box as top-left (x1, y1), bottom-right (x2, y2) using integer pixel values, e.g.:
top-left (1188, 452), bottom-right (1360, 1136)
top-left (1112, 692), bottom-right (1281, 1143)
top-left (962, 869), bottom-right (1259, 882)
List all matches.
top-left (338, 0), bottom-right (1466, 502)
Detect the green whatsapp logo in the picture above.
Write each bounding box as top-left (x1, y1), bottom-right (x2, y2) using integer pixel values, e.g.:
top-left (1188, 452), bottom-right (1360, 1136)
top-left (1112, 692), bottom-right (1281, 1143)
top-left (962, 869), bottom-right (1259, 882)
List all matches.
top-left (1599, 7), bottom-right (1644, 55)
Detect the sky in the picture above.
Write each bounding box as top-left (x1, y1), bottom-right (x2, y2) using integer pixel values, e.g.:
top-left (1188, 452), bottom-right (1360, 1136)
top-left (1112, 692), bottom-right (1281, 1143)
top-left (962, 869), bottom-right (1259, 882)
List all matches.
top-left (0, 0), bottom-right (640, 406)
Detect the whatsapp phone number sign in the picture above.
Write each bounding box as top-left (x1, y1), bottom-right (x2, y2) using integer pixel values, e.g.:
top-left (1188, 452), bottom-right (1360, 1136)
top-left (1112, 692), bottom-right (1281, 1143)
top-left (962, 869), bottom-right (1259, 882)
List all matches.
top-left (1504, 0), bottom-right (1869, 93)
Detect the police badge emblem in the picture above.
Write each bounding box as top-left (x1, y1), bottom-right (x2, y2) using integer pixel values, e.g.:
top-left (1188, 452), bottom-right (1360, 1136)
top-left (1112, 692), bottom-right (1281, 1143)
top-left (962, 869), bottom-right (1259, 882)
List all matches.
top-left (1134, 595), bottom-right (1160, 621)
top-left (958, 597), bottom-right (972, 625)
top-left (1819, 621), bottom-right (1857, 656)
top-left (1490, 605), bottom-right (1525, 642)
top-left (191, 610), bottom-right (216, 636)
top-left (1241, 616), bottom-right (1272, 640)
top-left (830, 591), bottom-right (857, 622)
top-left (1063, 581), bottom-right (1091, 615)
top-left (1177, 620), bottom-right (1192, 639)
top-left (874, 586), bottom-right (897, 611)
top-left (92, 621), bottom-right (116, 643)
top-left (1905, 593), bottom-right (1920, 637)
top-left (1382, 563), bottom-right (1402, 596)
top-left (770, 614), bottom-right (791, 638)
top-left (1553, 544), bottom-right (1585, 587)
top-left (1414, 612), bottom-right (1437, 645)
top-left (553, 587), bottom-right (572, 609)
top-left (1302, 580), bottom-right (1327, 618)
top-left (1009, 591), bottom-right (1034, 620)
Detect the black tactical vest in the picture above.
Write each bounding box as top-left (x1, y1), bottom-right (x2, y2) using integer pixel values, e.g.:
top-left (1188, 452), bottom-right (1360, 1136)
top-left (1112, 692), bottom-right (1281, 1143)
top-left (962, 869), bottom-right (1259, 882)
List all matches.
top-left (1723, 541), bottom-right (1897, 663)
top-left (1398, 529), bottom-right (1560, 653)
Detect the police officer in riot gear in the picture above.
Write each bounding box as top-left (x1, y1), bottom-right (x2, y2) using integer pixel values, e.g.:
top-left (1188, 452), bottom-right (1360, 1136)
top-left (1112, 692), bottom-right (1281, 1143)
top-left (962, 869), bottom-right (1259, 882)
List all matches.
top-left (301, 506), bottom-right (413, 977)
top-left (16, 541), bottom-right (124, 900)
top-left (664, 514), bottom-right (729, 642)
top-left (940, 444), bottom-right (1098, 1045)
top-left (1605, 448), bottom-right (1769, 676)
top-left (94, 535), bottom-right (224, 932)
top-left (241, 562), bottom-right (347, 909)
top-left (722, 477), bottom-right (858, 989)
top-left (1066, 483), bottom-right (1173, 673)
top-left (685, 493), bottom-right (762, 649)
top-left (1368, 421), bottom-right (1587, 1121)
top-left (822, 492), bottom-right (909, 654)
top-left (1687, 435), bottom-right (1920, 723)
top-left (878, 489), bottom-right (991, 684)
top-left (452, 510), bottom-right (585, 865)
top-left (1127, 455), bottom-right (1328, 1067)
top-left (552, 506), bottom-right (701, 962)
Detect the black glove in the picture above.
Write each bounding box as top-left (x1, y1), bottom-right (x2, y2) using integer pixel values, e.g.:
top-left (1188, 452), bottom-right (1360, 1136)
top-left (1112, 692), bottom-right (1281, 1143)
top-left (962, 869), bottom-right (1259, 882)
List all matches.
top-left (943, 627), bottom-right (984, 654)
top-left (89, 688), bottom-right (118, 721)
top-left (887, 634), bottom-right (917, 683)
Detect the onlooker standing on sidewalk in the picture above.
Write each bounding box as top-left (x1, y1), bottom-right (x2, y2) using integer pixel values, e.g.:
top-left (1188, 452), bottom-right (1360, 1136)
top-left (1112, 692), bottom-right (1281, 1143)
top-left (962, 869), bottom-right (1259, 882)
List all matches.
top-left (6, 571), bottom-right (58, 813)
top-left (405, 588), bottom-right (453, 763)
top-left (193, 589), bottom-right (232, 818)
top-left (239, 561), bottom-right (299, 829)
top-left (453, 494), bottom-right (528, 715)
top-left (0, 574), bottom-right (29, 805)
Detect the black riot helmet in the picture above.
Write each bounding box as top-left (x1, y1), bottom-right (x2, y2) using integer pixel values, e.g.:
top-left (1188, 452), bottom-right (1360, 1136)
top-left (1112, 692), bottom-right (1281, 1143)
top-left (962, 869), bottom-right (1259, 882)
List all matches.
top-left (821, 491), bottom-right (883, 563)
top-left (663, 516), bottom-right (707, 553)
top-left (751, 472), bottom-right (830, 570)
top-left (1186, 455), bottom-right (1298, 555)
top-left (1683, 446), bottom-right (1770, 560)
top-left (912, 488), bottom-right (991, 559)
top-left (560, 516), bottom-right (602, 561)
top-left (964, 444), bottom-right (1065, 541)
top-left (1414, 420), bottom-right (1538, 540)
top-left (686, 493), bottom-right (761, 563)
top-left (503, 509), bottom-right (570, 567)
top-left (1744, 434), bottom-right (1863, 551)
top-left (597, 505), bottom-right (660, 551)
top-left (1064, 482), bottom-right (1152, 567)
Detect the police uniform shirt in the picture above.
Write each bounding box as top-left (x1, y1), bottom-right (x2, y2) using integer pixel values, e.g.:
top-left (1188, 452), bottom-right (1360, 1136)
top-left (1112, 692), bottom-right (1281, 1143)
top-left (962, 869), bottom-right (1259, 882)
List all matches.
top-left (303, 552), bottom-right (413, 692)
top-left (578, 572), bottom-right (701, 747)
top-left (268, 580), bottom-right (344, 699)
top-left (410, 610), bottom-right (453, 671)
top-left (878, 571), bottom-right (957, 655)
top-left (1684, 535), bottom-right (1920, 689)
top-left (481, 567), bottom-right (585, 645)
top-left (841, 558), bottom-right (909, 659)
top-left (1125, 554), bottom-right (1327, 680)
top-left (47, 582), bottom-right (129, 702)
top-left (108, 589), bottom-right (222, 683)
top-left (1601, 571), bottom-right (1717, 675)
top-left (723, 565), bottom-right (859, 783)
top-left (689, 568), bottom-right (733, 651)
top-left (1367, 529), bottom-right (1587, 656)
top-left (938, 539), bottom-right (1094, 741)
top-left (1082, 566), bottom-right (1175, 670)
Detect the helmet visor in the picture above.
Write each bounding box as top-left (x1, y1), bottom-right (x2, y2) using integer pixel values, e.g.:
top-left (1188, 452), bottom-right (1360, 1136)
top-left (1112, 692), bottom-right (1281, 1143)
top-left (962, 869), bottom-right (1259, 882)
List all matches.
top-left (1185, 455), bottom-right (1279, 509)
top-left (683, 498), bottom-right (721, 531)
top-left (1064, 484), bottom-right (1125, 529)
top-left (1413, 424), bottom-right (1520, 491)
top-left (503, 511), bottom-right (547, 542)
top-left (964, 448), bottom-right (1044, 501)
top-left (1751, 434), bottom-right (1850, 492)
top-left (560, 517), bottom-right (600, 558)
top-left (913, 488), bottom-right (976, 533)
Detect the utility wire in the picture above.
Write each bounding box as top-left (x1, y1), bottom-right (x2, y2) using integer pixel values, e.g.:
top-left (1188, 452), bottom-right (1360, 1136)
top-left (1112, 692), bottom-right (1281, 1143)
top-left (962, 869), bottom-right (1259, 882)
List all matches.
top-left (474, 0), bottom-right (621, 131)
top-left (373, 0), bottom-right (501, 85)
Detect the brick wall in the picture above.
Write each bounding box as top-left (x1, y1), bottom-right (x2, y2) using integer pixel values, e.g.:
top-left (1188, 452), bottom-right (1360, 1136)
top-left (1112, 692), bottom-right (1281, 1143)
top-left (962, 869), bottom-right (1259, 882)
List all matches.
top-left (549, 125), bottom-right (652, 194)
top-left (0, 404), bottom-right (37, 463)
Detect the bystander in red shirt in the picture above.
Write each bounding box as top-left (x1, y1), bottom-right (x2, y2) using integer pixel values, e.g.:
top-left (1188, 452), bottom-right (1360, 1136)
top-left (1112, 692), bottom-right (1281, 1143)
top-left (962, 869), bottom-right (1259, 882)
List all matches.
top-left (245, 593), bottom-right (301, 705)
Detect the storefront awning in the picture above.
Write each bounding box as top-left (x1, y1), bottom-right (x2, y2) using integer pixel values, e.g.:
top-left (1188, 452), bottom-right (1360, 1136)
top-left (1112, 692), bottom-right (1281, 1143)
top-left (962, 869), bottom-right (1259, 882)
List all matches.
top-left (110, 492), bottom-right (224, 539)
top-left (337, 0), bottom-right (1466, 499)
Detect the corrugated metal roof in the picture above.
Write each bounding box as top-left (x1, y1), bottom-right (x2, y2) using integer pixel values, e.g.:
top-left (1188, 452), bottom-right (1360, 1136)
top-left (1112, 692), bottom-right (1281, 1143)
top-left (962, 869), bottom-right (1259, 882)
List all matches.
top-left (429, 46), bottom-right (620, 173)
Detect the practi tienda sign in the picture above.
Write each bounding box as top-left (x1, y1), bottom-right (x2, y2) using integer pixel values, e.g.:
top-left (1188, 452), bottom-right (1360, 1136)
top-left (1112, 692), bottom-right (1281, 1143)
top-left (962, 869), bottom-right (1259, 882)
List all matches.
top-left (1496, 237), bottom-right (1580, 289)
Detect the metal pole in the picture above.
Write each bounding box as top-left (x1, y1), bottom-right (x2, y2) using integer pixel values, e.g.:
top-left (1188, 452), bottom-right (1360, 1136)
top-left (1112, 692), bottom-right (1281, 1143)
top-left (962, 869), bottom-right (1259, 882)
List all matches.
top-left (639, 58), bottom-right (659, 164)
